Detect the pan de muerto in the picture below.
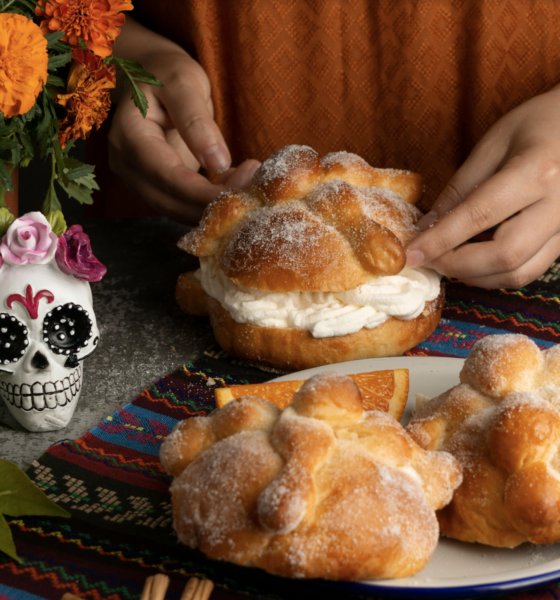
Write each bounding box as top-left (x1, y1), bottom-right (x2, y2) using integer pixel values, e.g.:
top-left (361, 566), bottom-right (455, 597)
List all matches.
top-left (176, 145), bottom-right (443, 371)
top-left (160, 372), bottom-right (462, 580)
top-left (408, 334), bottom-right (560, 547)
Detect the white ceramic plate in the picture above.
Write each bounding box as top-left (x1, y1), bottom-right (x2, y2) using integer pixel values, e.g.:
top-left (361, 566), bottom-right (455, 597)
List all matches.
top-left (273, 357), bottom-right (560, 598)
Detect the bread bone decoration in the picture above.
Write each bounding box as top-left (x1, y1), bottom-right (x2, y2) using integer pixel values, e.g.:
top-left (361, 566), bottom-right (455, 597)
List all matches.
top-left (177, 145), bottom-right (443, 371)
top-left (160, 372), bottom-right (462, 580)
top-left (407, 333), bottom-right (560, 548)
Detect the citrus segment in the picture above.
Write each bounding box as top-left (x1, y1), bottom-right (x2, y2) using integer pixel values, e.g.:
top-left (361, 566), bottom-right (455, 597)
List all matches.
top-left (215, 369), bottom-right (409, 420)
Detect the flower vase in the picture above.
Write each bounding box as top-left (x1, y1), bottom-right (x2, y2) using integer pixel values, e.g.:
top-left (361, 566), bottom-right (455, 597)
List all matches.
top-left (4, 167), bottom-right (18, 216)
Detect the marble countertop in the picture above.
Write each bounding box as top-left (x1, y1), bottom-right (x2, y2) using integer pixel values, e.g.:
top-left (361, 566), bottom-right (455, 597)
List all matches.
top-left (0, 217), bottom-right (216, 469)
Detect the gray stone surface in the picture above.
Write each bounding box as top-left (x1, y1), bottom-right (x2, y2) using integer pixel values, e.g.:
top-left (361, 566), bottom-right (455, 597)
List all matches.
top-left (0, 218), bottom-right (215, 469)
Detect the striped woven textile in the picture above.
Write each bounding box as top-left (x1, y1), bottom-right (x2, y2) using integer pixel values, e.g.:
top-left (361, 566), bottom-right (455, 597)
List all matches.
top-left (3, 268), bottom-right (560, 600)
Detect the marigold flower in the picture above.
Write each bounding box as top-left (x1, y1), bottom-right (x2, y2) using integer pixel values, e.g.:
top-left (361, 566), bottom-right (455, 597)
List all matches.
top-left (56, 48), bottom-right (116, 148)
top-left (36, 0), bottom-right (133, 59)
top-left (0, 13), bottom-right (48, 119)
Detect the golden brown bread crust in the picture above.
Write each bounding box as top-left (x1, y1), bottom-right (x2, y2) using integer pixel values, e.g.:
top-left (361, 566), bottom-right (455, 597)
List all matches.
top-left (175, 271), bottom-right (209, 315)
top-left (175, 271), bottom-right (443, 371)
top-left (160, 372), bottom-right (462, 580)
top-left (207, 287), bottom-right (443, 372)
top-left (407, 334), bottom-right (560, 547)
top-left (178, 146), bottom-right (424, 293)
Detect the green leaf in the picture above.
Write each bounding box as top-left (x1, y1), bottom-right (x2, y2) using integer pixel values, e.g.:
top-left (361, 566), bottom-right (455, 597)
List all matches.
top-left (0, 459), bottom-right (70, 563)
top-left (0, 140), bottom-right (20, 152)
top-left (126, 74), bottom-right (163, 87)
top-left (10, 143), bottom-right (20, 167)
top-left (0, 459), bottom-right (70, 518)
top-left (109, 56), bottom-right (162, 118)
top-left (61, 140), bottom-right (76, 155)
top-left (78, 38), bottom-right (87, 50)
top-left (42, 177), bottom-right (61, 214)
top-left (37, 90), bottom-right (52, 141)
top-left (48, 51), bottom-right (71, 71)
top-left (0, 161), bottom-right (13, 194)
top-left (0, 0), bottom-right (36, 18)
top-left (129, 80), bottom-right (149, 118)
top-left (73, 172), bottom-right (99, 191)
top-left (46, 210), bottom-right (67, 236)
top-left (0, 207), bottom-right (15, 236)
top-left (0, 514), bottom-right (19, 563)
top-left (47, 75), bottom-right (66, 88)
top-left (0, 418), bottom-right (15, 430)
top-left (23, 102), bottom-right (40, 122)
top-left (0, 126), bottom-right (15, 137)
top-left (65, 164), bottom-right (95, 181)
top-left (18, 130), bottom-right (34, 158)
top-left (45, 31), bottom-right (66, 48)
top-left (52, 138), bottom-right (69, 186)
top-left (57, 178), bottom-right (96, 205)
top-left (12, 0), bottom-right (37, 13)
top-left (63, 157), bottom-right (83, 170)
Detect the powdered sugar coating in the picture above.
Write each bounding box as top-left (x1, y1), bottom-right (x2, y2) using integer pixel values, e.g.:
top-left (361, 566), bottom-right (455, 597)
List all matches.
top-left (162, 372), bottom-right (462, 580)
top-left (253, 145), bottom-right (320, 193)
top-left (407, 333), bottom-right (560, 548)
top-left (220, 202), bottom-right (343, 278)
top-left (179, 145), bottom-right (429, 292)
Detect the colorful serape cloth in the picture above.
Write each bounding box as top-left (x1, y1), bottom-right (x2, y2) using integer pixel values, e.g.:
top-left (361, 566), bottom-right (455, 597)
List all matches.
top-left (2, 273), bottom-right (560, 600)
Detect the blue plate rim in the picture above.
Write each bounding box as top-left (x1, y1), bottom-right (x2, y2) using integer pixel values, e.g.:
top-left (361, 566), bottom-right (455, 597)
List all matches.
top-left (312, 566), bottom-right (560, 598)
top-left (274, 357), bottom-right (560, 598)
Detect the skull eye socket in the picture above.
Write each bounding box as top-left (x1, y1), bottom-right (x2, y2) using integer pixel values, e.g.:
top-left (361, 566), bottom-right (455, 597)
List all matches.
top-left (0, 313), bottom-right (29, 365)
top-left (43, 303), bottom-right (92, 356)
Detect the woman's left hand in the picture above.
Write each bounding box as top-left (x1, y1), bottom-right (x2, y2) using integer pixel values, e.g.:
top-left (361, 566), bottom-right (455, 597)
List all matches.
top-left (405, 86), bottom-right (560, 288)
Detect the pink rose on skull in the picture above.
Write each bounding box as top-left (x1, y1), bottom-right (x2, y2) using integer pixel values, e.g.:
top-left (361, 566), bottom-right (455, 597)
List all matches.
top-left (0, 212), bottom-right (58, 265)
top-left (55, 224), bottom-right (106, 282)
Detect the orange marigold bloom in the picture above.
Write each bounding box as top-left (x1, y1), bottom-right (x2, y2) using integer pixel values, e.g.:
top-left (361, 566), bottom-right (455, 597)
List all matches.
top-left (36, 0), bottom-right (133, 59)
top-left (56, 48), bottom-right (116, 148)
top-left (0, 13), bottom-right (48, 119)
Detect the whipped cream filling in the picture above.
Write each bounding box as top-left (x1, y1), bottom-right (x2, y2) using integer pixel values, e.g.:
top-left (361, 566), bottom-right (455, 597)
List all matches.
top-left (197, 256), bottom-right (441, 339)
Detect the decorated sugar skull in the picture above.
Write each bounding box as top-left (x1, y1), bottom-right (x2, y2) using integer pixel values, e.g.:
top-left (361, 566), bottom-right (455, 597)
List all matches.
top-left (0, 212), bottom-right (105, 432)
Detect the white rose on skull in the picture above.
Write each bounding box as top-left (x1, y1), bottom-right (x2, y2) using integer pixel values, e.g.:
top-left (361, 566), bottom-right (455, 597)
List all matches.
top-left (0, 212), bottom-right (58, 266)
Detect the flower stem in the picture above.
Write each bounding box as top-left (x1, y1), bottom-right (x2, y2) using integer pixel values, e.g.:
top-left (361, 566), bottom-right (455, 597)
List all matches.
top-left (0, 0), bottom-right (18, 11)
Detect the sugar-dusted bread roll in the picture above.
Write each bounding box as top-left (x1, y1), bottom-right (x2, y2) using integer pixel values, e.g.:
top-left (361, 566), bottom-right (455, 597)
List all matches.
top-left (160, 372), bottom-right (462, 580)
top-left (407, 334), bottom-right (560, 547)
top-left (176, 145), bottom-right (443, 371)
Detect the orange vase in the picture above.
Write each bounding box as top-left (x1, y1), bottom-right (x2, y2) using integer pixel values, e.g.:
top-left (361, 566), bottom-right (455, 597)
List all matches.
top-left (5, 167), bottom-right (18, 216)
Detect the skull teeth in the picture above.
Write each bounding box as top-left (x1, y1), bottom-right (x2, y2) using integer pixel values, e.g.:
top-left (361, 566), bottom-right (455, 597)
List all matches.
top-left (0, 368), bottom-right (82, 411)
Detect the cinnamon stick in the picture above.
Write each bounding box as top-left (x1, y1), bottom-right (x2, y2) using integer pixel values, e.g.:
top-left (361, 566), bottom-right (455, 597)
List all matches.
top-left (150, 574), bottom-right (170, 600)
top-left (140, 577), bottom-right (154, 600)
top-left (61, 594), bottom-right (83, 600)
top-left (193, 578), bottom-right (214, 600)
top-left (180, 577), bottom-right (200, 600)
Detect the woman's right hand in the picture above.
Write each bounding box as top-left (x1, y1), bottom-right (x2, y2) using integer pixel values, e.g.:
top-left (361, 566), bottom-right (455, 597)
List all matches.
top-left (108, 18), bottom-right (260, 224)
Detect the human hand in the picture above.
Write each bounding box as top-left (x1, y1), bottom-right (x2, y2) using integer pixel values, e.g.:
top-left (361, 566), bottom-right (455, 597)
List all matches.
top-left (108, 37), bottom-right (259, 224)
top-left (405, 87), bottom-right (560, 288)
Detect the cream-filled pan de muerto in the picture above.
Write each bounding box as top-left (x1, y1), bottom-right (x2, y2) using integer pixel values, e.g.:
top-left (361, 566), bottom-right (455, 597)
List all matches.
top-left (160, 372), bottom-right (462, 580)
top-left (177, 145), bottom-right (443, 371)
top-left (408, 334), bottom-right (560, 548)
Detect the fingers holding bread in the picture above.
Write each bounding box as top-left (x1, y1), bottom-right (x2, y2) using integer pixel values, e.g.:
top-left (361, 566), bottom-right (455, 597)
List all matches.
top-left (175, 145), bottom-right (442, 369)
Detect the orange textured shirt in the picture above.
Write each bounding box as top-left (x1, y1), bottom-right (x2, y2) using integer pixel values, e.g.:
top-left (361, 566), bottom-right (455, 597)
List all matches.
top-left (91, 0), bottom-right (560, 216)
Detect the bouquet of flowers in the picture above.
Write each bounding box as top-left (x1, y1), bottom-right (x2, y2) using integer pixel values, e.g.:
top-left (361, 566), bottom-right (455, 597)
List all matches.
top-left (0, 0), bottom-right (160, 235)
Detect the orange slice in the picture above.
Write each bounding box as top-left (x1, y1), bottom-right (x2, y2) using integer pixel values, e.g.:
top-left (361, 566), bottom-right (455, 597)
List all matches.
top-left (215, 369), bottom-right (409, 421)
